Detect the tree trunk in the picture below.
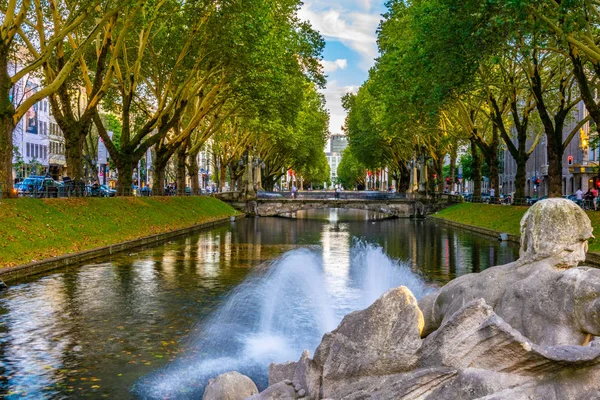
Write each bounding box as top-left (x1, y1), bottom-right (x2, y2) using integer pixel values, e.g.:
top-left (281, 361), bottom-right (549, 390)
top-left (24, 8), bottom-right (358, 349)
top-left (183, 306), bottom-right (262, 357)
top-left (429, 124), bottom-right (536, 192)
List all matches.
top-left (487, 150), bottom-right (499, 195)
top-left (471, 138), bottom-right (482, 197)
top-left (64, 126), bottom-right (86, 182)
top-left (570, 49), bottom-right (600, 136)
top-left (152, 152), bottom-right (170, 196)
top-left (152, 161), bottom-right (166, 196)
top-left (116, 160), bottom-right (134, 196)
top-left (219, 162), bottom-right (227, 192)
top-left (531, 55), bottom-right (566, 198)
top-left (546, 134), bottom-right (563, 198)
top-left (515, 156), bottom-right (527, 201)
top-left (176, 145), bottom-right (187, 195)
top-left (0, 46), bottom-right (15, 197)
top-left (399, 164), bottom-right (410, 193)
top-left (263, 176), bottom-right (275, 191)
top-left (449, 149), bottom-right (457, 192)
top-left (188, 152), bottom-right (200, 194)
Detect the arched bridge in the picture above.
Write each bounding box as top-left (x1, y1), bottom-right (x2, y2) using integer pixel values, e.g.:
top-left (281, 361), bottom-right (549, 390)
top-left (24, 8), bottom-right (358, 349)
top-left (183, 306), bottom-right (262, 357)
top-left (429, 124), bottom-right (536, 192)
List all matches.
top-left (217, 192), bottom-right (460, 218)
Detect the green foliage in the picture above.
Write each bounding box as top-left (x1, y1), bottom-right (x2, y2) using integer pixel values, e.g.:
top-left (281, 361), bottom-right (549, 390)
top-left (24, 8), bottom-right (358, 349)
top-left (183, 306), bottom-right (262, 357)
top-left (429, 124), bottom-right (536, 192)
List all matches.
top-left (102, 113), bottom-right (122, 150)
top-left (337, 149), bottom-right (367, 189)
top-left (12, 146), bottom-right (25, 179)
top-left (458, 152), bottom-right (489, 182)
top-left (256, 83), bottom-right (330, 185)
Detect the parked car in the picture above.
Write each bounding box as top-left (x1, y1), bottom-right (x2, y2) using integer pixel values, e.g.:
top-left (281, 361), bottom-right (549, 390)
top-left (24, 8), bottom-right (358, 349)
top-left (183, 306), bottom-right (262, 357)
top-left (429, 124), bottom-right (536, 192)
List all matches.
top-left (140, 186), bottom-right (153, 196)
top-left (19, 176), bottom-right (59, 197)
top-left (13, 181), bottom-right (26, 195)
top-left (88, 184), bottom-right (116, 197)
top-left (100, 185), bottom-right (116, 197)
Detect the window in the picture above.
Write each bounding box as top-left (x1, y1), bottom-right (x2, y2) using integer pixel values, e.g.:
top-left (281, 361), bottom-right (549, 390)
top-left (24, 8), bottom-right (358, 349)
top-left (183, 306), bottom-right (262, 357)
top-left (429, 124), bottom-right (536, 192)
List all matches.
top-left (43, 146), bottom-right (47, 160)
top-left (35, 144), bottom-right (39, 158)
top-left (26, 143), bottom-right (30, 157)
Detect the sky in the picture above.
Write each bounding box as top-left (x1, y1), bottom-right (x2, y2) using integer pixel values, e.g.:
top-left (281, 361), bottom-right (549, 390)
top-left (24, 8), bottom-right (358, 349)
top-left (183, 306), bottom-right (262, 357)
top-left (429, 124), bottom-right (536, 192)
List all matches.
top-left (298, 0), bottom-right (387, 135)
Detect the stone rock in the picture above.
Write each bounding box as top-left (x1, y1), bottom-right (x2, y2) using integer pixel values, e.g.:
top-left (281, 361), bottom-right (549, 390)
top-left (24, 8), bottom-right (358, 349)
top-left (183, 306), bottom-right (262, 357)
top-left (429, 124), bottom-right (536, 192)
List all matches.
top-left (322, 297), bottom-right (600, 399)
top-left (202, 371), bottom-right (258, 400)
top-left (0, 279), bottom-right (7, 290)
top-left (473, 365), bottom-right (600, 400)
top-left (333, 368), bottom-right (459, 400)
top-left (269, 361), bottom-right (297, 386)
top-left (419, 299), bottom-right (600, 374)
top-left (314, 286), bottom-right (424, 381)
top-left (292, 350), bottom-right (321, 399)
top-left (246, 381), bottom-right (297, 400)
top-left (311, 286), bottom-right (424, 398)
top-left (419, 198), bottom-right (600, 346)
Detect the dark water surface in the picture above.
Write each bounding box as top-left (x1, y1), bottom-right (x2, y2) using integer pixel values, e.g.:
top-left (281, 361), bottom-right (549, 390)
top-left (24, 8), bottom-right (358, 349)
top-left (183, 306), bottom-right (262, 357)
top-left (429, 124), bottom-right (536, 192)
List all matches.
top-left (0, 209), bottom-right (519, 398)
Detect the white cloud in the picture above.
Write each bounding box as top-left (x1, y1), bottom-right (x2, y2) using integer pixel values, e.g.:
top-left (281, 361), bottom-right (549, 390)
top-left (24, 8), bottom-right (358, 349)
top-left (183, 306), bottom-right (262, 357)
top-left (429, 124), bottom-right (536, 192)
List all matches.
top-left (321, 59), bottom-right (348, 73)
top-left (299, 3), bottom-right (381, 70)
top-left (299, 1), bottom-right (383, 134)
top-left (320, 81), bottom-right (359, 135)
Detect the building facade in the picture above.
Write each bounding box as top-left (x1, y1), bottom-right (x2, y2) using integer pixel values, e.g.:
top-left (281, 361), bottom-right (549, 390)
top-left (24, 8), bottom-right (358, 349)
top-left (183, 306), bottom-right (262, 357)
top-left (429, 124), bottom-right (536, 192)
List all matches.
top-left (325, 134), bottom-right (348, 185)
top-left (11, 71), bottom-right (51, 180)
top-left (48, 115), bottom-right (66, 180)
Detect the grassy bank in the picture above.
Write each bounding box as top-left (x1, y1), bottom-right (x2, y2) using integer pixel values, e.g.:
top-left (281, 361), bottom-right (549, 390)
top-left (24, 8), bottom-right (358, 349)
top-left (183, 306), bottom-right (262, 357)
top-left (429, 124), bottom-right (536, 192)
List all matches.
top-left (435, 203), bottom-right (600, 253)
top-left (0, 196), bottom-right (239, 267)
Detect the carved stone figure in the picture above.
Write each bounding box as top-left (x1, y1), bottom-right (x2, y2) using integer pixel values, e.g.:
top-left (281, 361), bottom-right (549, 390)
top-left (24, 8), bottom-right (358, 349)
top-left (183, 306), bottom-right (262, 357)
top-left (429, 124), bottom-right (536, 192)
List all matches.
top-left (419, 198), bottom-right (599, 346)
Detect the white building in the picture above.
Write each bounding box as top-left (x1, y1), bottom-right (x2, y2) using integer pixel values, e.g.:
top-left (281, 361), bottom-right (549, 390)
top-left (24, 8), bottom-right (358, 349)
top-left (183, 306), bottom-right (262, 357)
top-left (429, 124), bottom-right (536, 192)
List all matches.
top-left (10, 68), bottom-right (51, 179)
top-left (48, 114), bottom-right (66, 179)
top-left (325, 133), bottom-right (348, 185)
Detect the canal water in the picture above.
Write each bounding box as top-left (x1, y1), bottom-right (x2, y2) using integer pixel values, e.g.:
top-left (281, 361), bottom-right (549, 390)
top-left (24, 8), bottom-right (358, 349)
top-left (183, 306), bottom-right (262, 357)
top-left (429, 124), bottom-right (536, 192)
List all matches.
top-left (0, 209), bottom-right (519, 399)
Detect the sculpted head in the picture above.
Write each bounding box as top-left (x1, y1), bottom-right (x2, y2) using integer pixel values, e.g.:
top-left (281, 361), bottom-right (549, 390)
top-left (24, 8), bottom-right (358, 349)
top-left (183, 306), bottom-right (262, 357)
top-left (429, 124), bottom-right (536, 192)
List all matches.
top-left (519, 198), bottom-right (593, 268)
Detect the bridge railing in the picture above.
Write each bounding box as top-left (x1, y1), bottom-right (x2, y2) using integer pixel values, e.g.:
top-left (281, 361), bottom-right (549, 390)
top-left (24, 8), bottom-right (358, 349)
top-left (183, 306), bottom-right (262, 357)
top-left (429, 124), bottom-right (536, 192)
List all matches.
top-left (257, 191), bottom-right (409, 200)
top-left (256, 191), bottom-right (463, 202)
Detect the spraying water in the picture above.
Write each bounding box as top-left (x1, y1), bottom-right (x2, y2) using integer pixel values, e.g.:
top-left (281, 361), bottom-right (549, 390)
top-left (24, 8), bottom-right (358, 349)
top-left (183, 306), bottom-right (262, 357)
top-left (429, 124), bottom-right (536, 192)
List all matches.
top-left (134, 242), bottom-right (433, 399)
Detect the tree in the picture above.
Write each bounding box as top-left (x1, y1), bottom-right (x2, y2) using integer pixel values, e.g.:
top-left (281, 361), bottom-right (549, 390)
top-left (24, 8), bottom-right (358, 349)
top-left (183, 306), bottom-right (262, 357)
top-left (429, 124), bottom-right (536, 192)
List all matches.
top-left (256, 84), bottom-right (329, 192)
top-left (46, 2), bottom-right (136, 183)
top-left (93, 0), bottom-right (324, 195)
top-left (337, 149), bottom-right (367, 190)
top-left (1, 0), bottom-right (118, 195)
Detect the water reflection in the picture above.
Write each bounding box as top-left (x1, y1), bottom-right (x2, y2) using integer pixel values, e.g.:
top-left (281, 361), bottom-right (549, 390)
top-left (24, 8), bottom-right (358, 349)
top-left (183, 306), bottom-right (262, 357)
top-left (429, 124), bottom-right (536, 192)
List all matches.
top-left (0, 209), bottom-right (519, 398)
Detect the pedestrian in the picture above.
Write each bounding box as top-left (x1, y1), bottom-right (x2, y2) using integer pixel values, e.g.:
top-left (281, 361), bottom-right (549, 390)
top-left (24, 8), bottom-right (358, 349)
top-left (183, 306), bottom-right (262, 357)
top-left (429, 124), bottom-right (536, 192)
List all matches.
top-left (291, 184), bottom-right (297, 199)
top-left (490, 186), bottom-right (495, 203)
top-left (592, 186), bottom-right (598, 211)
top-left (576, 187), bottom-right (584, 204)
top-left (335, 185), bottom-right (340, 200)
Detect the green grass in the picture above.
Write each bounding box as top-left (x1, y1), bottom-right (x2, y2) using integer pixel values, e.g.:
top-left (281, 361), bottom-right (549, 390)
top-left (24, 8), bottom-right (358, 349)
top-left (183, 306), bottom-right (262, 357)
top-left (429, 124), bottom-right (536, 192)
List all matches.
top-left (0, 196), bottom-right (239, 268)
top-left (435, 203), bottom-right (600, 253)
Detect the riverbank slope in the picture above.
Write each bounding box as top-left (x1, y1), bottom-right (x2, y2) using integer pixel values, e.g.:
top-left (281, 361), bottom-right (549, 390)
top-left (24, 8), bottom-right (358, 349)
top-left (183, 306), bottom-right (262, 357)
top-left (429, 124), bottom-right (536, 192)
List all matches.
top-left (0, 196), bottom-right (238, 268)
top-left (433, 203), bottom-right (600, 253)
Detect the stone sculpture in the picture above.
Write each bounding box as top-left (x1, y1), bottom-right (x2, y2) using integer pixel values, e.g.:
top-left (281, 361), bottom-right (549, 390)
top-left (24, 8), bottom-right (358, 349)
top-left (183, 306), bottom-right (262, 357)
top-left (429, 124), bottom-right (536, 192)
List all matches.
top-left (419, 198), bottom-right (599, 346)
top-left (203, 198), bottom-right (600, 399)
